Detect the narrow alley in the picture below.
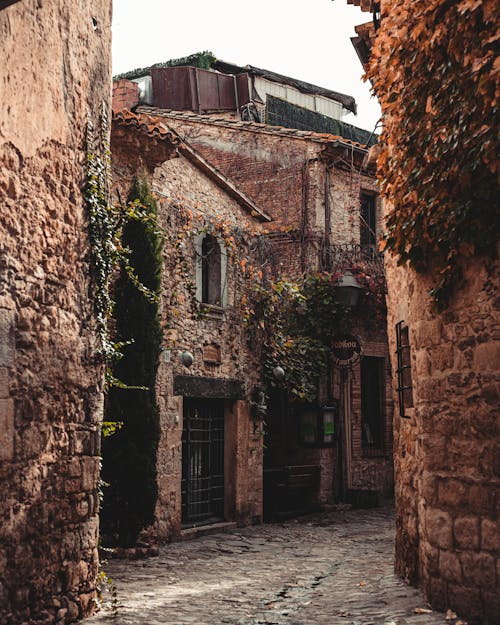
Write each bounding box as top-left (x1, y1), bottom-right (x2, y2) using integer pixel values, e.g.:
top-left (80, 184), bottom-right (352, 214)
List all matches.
top-left (88, 508), bottom-right (453, 625)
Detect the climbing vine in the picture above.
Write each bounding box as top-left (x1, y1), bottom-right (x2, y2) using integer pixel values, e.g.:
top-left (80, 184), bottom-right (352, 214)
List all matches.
top-left (244, 268), bottom-right (385, 402)
top-left (370, 0), bottom-right (499, 305)
top-left (85, 112), bottom-right (159, 380)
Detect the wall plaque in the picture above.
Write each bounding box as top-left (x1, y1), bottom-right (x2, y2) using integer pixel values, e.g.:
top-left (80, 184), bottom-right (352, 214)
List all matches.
top-left (203, 343), bottom-right (221, 365)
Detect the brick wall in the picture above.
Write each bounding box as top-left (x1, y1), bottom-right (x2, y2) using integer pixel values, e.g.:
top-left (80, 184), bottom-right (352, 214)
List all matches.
top-left (0, 1), bottom-right (111, 623)
top-left (386, 238), bottom-right (500, 621)
top-left (112, 78), bottom-right (139, 111)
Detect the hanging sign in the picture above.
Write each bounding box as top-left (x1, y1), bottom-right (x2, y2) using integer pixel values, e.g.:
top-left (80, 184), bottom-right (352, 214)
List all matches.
top-left (331, 335), bottom-right (362, 367)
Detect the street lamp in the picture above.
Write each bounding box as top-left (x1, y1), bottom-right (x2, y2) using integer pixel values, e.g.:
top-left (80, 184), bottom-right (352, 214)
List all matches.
top-left (335, 271), bottom-right (364, 308)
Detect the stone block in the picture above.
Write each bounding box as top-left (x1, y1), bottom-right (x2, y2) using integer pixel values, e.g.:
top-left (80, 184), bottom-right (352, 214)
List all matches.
top-left (474, 341), bottom-right (500, 371)
top-left (481, 518), bottom-right (500, 553)
top-left (425, 575), bottom-right (447, 611)
top-left (483, 590), bottom-right (500, 623)
top-left (439, 550), bottom-right (462, 583)
top-left (0, 398), bottom-right (14, 461)
top-left (81, 457), bottom-right (100, 492)
top-left (426, 507), bottom-right (453, 549)
top-left (468, 483), bottom-right (494, 515)
top-left (437, 478), bottom-right (468, 509)
top-left (0, 367), bottom-right (8, 398)
top-left (0, 308), bottom-right (14, 367)
top-left (421, 541), bottom-right (439, 577)
top-left (68, 457), bottom-right (82, 478)
top-left (414, 319), bottom-right (442, 348)
top-left (446, 583), bottom-right (483, 622)
top-left (453, 516), bottom-right (480, 550)
top-left (460, 551), bottom-right (496, 586)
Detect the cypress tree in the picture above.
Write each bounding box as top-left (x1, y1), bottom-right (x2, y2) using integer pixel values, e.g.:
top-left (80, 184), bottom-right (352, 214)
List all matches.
top-left (101, 176), bottom-right (163, 547)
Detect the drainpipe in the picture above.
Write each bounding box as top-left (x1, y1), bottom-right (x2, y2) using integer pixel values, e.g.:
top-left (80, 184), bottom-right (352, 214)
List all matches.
top-left (338, 366), bottom-right (353, 501)
top-left (324, 162), bottom-right (333, 271)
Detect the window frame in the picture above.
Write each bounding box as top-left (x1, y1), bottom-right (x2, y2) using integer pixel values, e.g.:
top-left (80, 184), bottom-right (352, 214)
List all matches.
top-left (194, 233), bottom-right (228, 309)
top-left (395, 321), bottom-right (414, 419)
top-left (297, 402), bottom-right (337, 448)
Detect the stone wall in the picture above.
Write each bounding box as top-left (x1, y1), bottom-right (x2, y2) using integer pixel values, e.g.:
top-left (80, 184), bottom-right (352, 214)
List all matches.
top-left (386, 247), bottom-right (500, 622)
top-left (111, 137), bottom-right (265, 542)
top-left (154, 157), bottom-right (264, 539)
top-left (0, 1), bottom-right (111, 623)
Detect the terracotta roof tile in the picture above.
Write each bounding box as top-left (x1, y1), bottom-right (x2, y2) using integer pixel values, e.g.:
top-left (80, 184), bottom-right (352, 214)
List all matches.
top-left (113, 109), bottom-right (182, 145)
top-left (135, 106), bottom-right (368, 151)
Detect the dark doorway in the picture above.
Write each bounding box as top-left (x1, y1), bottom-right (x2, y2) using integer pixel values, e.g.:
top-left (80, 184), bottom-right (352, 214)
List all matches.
top-left (181, 398), bottom-right (225, 526)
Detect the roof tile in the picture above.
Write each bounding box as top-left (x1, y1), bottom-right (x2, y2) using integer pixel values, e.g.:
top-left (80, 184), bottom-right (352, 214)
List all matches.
top-left (135, 106), bottom-right (367, 150)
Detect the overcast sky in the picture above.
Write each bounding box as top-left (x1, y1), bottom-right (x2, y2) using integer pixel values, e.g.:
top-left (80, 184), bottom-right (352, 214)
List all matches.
top-left (112, 0), bottom-right (381, 132)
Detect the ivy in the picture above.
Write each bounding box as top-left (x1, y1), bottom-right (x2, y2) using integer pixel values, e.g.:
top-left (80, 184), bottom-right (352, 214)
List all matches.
top-left (85, 113), bottom-right (159, 377)
top-left (245, 270), bottom-right (385, 402)
top-left (370, 0), bottom-right (499, 305)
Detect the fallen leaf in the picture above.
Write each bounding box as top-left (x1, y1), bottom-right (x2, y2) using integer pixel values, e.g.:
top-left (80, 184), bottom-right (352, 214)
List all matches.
top-left (358, 580), bottom-right (367, 587)
top-left (414, 607), bottom-right (433, 614)
top-left (446, 609), bottom-right (458, 620)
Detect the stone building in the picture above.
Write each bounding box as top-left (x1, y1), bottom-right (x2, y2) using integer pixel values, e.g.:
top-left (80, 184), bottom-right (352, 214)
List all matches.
top-left (111, 110), bottom-right (268, 540)
top-left (347, 0), bottom-right (500, 622)
top-left (0, 0), bottom-right (111, 623)
top-left (111, 59), bottom-right (393, 533)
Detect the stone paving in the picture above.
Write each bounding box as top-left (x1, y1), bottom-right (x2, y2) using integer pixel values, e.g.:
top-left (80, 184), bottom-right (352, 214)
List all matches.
top-left (87, 508), bottom-right (461, 625)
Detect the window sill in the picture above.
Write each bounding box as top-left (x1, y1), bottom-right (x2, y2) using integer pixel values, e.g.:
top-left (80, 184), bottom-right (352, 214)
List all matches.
top-left (199, 303), bottom-right (225, 319)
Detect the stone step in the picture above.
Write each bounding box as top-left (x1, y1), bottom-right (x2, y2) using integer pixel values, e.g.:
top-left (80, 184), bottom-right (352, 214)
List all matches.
top-left (179, 521), bottom-right (237, 541)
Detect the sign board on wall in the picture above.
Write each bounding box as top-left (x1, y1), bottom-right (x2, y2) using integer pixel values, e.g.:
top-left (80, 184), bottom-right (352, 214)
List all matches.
top-left (331, 335), bottom-right (362, 367)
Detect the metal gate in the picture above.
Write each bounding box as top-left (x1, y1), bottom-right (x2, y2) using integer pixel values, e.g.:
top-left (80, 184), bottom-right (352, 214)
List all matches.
top-left (181, 398), bottom-right (225, 526)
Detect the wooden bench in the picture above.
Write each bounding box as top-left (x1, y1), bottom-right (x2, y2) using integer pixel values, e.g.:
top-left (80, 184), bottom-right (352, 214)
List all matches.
top-left (264, 464), bottom-right (321, 521)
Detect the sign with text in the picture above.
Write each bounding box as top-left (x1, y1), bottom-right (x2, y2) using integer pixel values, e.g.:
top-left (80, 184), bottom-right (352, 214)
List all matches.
top-left (331, 335), bottom-right (362, 367)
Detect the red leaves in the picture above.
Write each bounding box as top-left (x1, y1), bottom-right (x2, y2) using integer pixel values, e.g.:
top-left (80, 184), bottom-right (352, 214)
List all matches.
top-left (366, 0), bottom-right (499, 303)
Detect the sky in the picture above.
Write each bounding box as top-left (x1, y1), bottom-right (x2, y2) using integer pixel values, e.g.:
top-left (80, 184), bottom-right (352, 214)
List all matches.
top-left (112, 0), bottom-right (381, 133)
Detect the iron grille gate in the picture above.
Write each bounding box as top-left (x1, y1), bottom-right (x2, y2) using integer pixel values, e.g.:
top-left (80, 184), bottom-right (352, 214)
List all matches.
top-left (181, 398), bottom-right (225, 526)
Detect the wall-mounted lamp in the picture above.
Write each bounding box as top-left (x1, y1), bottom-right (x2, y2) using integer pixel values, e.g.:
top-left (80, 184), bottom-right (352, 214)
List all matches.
top-left (163, 348), bottom-right (194, 368)
top-left (335, 272), bottom-right (364, 308)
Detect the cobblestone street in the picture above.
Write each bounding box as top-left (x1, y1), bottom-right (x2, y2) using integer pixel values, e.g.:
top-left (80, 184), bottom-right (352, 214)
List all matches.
top-left (87, 508), bottom-right (459, 625)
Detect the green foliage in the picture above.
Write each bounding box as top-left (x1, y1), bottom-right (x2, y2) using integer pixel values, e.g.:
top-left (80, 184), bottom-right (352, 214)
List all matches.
top-left (101, 176), bottom-right (163, 547)
top-left (95, 569), bottom-right (118, 616)
top-left (370, 0), bottom-right (499, 305)
top-left (246, 275), bottom-right (350, 402)
top-left (113, 51), bottom-right (217, 81)
top-left (85, 114), bottom-right (122, 363)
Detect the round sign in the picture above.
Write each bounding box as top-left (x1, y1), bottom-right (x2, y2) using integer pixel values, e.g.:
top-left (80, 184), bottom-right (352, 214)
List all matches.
top-left (331, 335), bottom-right (362, 367)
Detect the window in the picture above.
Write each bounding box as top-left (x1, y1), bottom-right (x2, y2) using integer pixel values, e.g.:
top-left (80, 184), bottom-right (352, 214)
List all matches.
top-left (298, 402), bottom-right (337, 447)
top-left (201, 234), bottom-right (221, 305)
top-left (395, 322), bottom-right (414, 418)
top-left (360, 193), bottom-right (377, 256)
top-left (195, 233), bottom-right (227, 308)
top-left (361, 356), bottom-right (385, 450)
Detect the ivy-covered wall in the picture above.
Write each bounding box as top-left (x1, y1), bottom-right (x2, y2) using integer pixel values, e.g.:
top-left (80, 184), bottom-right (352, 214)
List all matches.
top-left (360, 1), bottom-right (500, 620)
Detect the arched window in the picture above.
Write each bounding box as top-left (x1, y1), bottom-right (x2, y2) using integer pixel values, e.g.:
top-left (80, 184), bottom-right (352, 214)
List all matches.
top-left (202, 234), bottom-right (221, 305)
top-left (195, 233), bottom-right (227, 307)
